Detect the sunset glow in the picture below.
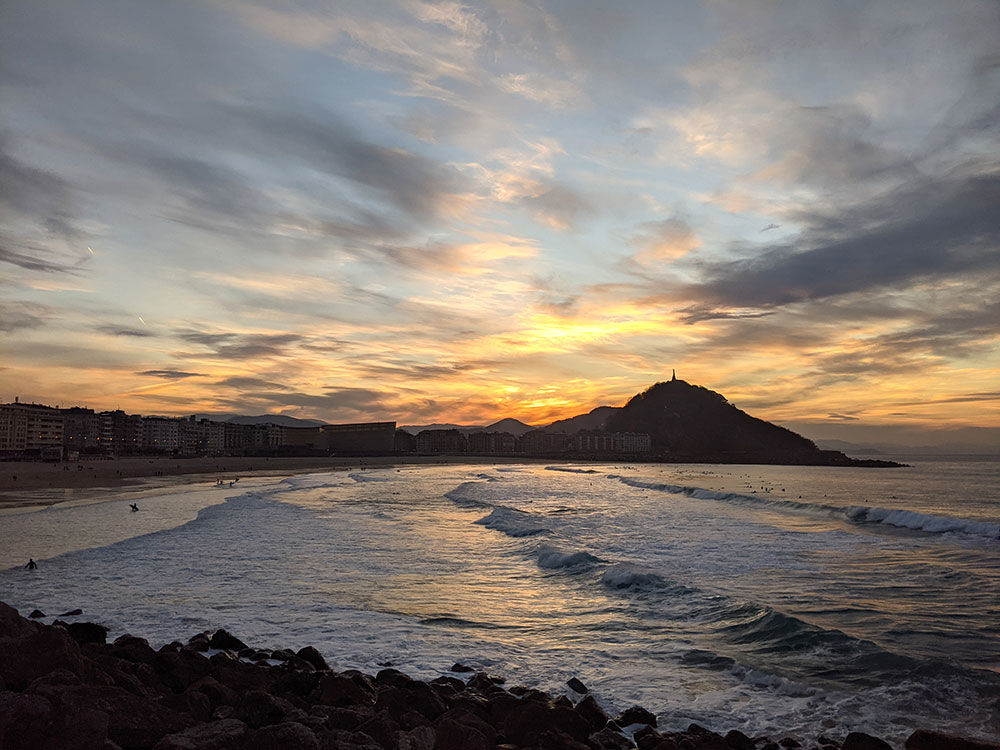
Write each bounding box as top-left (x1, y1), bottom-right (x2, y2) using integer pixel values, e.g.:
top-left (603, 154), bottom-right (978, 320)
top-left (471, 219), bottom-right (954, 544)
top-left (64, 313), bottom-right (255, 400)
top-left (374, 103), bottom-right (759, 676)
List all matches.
top-left (1, 0), bottom-right (998, 447)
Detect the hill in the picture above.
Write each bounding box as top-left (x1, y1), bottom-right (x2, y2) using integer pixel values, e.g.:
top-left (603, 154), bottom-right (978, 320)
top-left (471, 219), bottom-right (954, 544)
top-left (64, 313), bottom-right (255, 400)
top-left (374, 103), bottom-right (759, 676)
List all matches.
top-left (479, 418), bottom-right (535, 436)
top-left (605, 379), bottom-right (902, 466)
top-left (543, 405), bottom-right (619, 433)
top-left (226, 414), bottom-right (326, 427)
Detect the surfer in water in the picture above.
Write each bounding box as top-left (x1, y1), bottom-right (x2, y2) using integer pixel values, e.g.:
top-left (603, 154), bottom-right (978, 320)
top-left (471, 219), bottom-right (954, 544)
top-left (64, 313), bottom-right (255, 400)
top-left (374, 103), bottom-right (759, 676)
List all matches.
top-left (129, 503), bottom-right (139, 512)
top-left (25, 558), bottom-right (37, 570)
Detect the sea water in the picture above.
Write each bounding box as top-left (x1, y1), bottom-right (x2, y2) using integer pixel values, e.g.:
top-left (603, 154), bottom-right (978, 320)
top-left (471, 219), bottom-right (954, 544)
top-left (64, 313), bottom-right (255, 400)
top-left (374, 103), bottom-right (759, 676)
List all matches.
top-left (1, 459), bottom-right (998, 744)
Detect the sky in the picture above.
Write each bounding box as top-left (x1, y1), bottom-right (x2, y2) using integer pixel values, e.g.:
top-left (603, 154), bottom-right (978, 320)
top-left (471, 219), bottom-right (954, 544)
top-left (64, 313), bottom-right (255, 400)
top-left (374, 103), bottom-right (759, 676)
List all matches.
top-left (1, 0), bottom-right (998, 446)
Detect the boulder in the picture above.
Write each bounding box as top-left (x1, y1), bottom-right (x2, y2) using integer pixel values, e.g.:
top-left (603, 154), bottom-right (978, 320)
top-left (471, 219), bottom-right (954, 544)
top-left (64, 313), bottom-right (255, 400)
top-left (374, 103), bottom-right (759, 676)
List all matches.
top-left (450, 663), bottom-right (474, 673)
top-left (58, 609), bottom-right (84, 617)
top-left (617, 705), bottom-right (658, 728)
top-left (592, 726), bottom-right (634, 749)
top-left (0, 690), bottom-right (109, 750)
top-left (433, 708), bottom-right (495, 750)
top-left (151, 718), bottom-right (248, 750)
top-left (502, 699), bottom-right (590, 747)
top-left (0, 621), bottom-right (85, 690)
top-left (726, 730), bottom-right (757, 750)
top-left (567, 676), bottom-right (589, 694)
top-left (905, 731), bottom-right (1000, 750)
top-left (316, 672), bottom-right (375, 707)
top-left (236, 689), bottom-right (292, 728)
top-left (296, 645), bottom-right (330, 671)
top-left (29, 609), bottom-right (46, 619)
top-left (843, 733), bottom-right (893, 750)
top-left (575, 694), bottom-right (610, 731)
top-left (209, 629), bottom-right (248, 652)
top-left (249, 721), bottom-right (319, 750)
top-left (66, 621), bottom-right (109, 645)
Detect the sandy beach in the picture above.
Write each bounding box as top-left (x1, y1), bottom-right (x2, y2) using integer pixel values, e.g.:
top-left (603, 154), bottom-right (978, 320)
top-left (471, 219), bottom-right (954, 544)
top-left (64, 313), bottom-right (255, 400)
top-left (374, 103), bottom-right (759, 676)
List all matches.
top-left (0, 455), bottom-right (543, 508)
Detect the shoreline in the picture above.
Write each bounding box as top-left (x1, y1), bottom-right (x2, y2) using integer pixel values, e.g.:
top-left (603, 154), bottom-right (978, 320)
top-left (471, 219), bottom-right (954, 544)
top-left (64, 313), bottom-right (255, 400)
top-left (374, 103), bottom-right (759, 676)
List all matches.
top-left (0, 455), bottom-right (548, 509)
top-left (2, 602), bottom-right (993, 750)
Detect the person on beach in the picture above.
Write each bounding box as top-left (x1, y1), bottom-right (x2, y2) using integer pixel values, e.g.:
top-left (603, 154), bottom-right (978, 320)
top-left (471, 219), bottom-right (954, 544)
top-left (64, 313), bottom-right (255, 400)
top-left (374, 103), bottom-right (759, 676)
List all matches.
top-left (130, 503), bottom-right (139, 512)
top-left (25, 558), bottom-right (37, 570)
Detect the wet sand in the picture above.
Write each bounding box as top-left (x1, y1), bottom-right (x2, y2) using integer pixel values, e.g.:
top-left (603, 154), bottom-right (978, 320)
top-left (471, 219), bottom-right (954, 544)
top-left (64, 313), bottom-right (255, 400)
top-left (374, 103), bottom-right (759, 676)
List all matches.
top-left (0, 455), bottom-right (541, 509)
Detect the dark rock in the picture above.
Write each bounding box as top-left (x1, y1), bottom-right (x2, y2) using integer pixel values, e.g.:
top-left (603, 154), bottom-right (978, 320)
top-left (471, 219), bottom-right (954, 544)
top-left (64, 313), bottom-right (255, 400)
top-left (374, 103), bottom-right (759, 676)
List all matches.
top-left (210, 650), bottom-right (238, 666)
top-left (186, 634), bottom-right (210, 652)
top-left (154, 650), bottom-right (211, 692)
top-left (727, 730), bottom-right (757, 750)
top-left (271, 648), bottom-right (295, 661)
top-left (213, 706), bottom-right (236, 720)
top-left (567, 676), bottom-right (589, 694)
top-left (284, 655), bottom-right (316, 672)
top-left (398, 725), bottom-right (436, 750)
top-left (236, 689), bottom-right (292, 728)
top-left (534, 728), bottom-right (593, 750)
top-left (355, 709), bottom-right (399, 749)
top-left (450, 663), bottom-right (475, 673)
top-left (376, 667), bottom-right (415, 688)
top-left (152, 718), bottom-right (248, 750)
top-left (0, 690), bottom-right (109, 750)
top-left (843, 733), bottom-right (893, 750)
top-left (639, 734), bottom-right (669, 750)
top-left (593, 726), bottom-right (634, 749)
top-left (311, 705), bottom-right (371, 731)
top-left (905, 731), bottom-right (1000, 750)
top-left (209, 629), bottom-right (248, 652)
top-left (317, 672), bottom-right (376, 707)
top-left (575, 693), bottom-right (610, 731)
top-left (433, 708), bottom-right (495, 750)
top-left (66, 621), bottom-right (109, 645)
top-left (34, 683), bottom-right (193, 749)
top-left (502, 699), bottom-right (590, 747)
top-left (190, 676), bottom-right (239, 710)
top-left (377, 682), bottom-right (447, 723)
top-left (818, 738), bottom-right (839, 748)
top-left (273, 667), bottom-right (320, 698)
top-left (249, 721), bottom-right (319, 750)
top-left (554, 694), bottom-right (573, 708)
top-left (29, 609), bottom-right (46, 619)
top-left (763, 744), bottom-right (781, 750)
top-left (466, 671), bottom-right (505, 693)
top-left (0, 620), bottom-right (85, 691)
top-left (782, 740), bottom-right (803, 749)
top-left (58, 609), bottom-right (84, 617)
top-left (617, 705), bottom-right (658, 728)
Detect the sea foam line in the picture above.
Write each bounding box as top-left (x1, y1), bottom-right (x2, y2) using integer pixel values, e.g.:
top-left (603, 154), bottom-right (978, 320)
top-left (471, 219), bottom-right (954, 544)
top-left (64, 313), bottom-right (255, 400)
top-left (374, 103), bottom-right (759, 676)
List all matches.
top-left (614, 477), bottom-right (999, 540)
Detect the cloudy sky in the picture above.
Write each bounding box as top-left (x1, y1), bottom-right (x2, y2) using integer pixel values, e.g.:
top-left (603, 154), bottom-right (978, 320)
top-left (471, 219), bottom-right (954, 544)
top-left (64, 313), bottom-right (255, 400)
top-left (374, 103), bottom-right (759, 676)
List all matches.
top-left (2, 0), bottom-right (998, 444)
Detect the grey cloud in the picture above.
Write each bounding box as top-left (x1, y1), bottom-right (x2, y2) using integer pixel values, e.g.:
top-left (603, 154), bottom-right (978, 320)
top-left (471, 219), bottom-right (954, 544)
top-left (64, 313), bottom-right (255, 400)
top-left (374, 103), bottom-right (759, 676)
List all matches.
top-left (0, 136), bottom-right (88, 273)
top-left (137, 369), bottom-right (205, 379)
top-left (827, 413), bottom-right (859, 421)
top-left (235, 387), bottom-right (390, 416)
top-left (692, 168), bottom-right (1000, 309)
top-left (675, 305), bottom-right (774, 324)
top-left (225, 105), bottom-right (467, 224)
top-left (216, 376), bottom-right (291, 390)
top-left (519, 181), bottom-right (592, 229)
top-left (177, 330), bottom-right (303, 359)
top-left (0, 301), bottom-right (49, 332)
top-left (97, 325), bottom-right (155, 338)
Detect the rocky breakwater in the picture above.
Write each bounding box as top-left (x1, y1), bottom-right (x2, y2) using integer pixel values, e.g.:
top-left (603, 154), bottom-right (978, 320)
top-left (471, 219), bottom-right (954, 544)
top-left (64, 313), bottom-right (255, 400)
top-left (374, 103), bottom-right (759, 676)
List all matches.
top-left (1, 603), bottom-right (997, 750)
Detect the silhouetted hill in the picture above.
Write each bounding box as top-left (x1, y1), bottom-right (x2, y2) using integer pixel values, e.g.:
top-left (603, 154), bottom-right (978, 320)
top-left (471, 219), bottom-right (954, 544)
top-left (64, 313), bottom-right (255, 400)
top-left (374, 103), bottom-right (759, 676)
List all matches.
top-left (479, 418), bottom-right (535, 436)
top-left (605, 379), bottom-right (902, 466)
top-left (227, 414), bottom-right (326, 427)
top-left (543, 406), bottom-right (619, 434)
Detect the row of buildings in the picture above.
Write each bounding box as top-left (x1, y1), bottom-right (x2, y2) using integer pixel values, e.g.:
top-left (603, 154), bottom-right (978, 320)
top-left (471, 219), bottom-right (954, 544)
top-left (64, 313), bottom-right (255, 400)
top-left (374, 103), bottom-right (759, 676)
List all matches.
top-left (0, 400), bottom-right (396, 459)
top-left (0, 399), bottom-right (651, 460)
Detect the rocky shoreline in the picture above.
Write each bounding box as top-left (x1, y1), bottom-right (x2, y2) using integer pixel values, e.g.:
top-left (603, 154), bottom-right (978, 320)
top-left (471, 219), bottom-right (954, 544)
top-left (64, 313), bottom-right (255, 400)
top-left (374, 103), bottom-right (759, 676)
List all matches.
top-left (1, 603), bottom-right (995, 750)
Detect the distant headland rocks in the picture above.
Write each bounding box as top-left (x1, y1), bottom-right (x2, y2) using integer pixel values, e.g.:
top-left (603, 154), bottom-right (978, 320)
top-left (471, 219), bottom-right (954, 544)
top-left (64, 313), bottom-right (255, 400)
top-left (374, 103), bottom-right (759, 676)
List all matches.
top-left (0, 378), bottom-right (905, 467)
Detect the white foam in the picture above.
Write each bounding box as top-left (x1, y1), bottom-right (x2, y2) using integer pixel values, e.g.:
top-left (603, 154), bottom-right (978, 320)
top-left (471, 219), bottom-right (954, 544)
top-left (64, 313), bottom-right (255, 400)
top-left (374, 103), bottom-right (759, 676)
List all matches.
top-left (475, 508), bottom-right (550, 537)
top-left (601, 564), bottom-right (672, 591)
top-left (535, 544), bottom-right (600, 569)
top-left (845, 506), bottom-right (1000, 538)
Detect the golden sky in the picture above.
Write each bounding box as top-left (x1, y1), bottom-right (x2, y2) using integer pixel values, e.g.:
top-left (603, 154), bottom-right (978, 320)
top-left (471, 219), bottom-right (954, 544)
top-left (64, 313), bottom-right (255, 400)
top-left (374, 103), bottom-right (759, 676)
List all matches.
top-left (1, 0), bottom-right (998, 445)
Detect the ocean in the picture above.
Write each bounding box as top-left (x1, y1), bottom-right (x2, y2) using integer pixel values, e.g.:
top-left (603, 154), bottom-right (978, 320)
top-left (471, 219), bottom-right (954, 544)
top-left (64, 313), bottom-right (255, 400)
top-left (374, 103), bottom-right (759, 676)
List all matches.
top-left (1, 459), bottom-right (998, 744)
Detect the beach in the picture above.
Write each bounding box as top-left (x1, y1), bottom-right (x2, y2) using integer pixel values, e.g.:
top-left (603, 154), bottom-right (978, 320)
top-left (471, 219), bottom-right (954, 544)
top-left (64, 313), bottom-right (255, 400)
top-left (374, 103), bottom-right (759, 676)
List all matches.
top-left (0, 455), bottom-right (540, 506)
